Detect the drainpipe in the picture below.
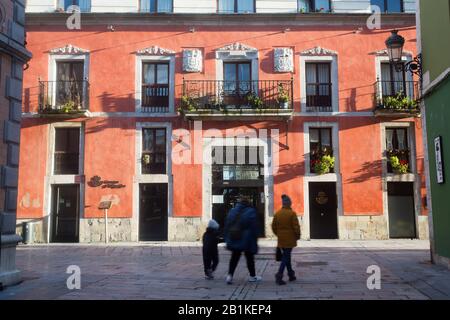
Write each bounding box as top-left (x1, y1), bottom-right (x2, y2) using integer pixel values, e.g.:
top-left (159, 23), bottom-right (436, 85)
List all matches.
top-left (0, 213), bottom-right (3, 290)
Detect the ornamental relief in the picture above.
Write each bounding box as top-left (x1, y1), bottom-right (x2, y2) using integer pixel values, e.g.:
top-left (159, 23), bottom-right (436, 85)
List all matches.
top-left (183, 49), bottom-right (203, 73)
top-left (274, 48), bottom-right (294, 73)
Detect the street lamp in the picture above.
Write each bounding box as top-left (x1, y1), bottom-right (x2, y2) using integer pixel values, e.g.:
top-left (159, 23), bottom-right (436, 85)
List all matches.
top-left (385, 30), bottom-right (423, 82)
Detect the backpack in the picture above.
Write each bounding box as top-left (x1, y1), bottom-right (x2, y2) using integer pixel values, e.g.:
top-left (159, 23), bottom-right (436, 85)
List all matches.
top-left (228, 206), bottom-right (245, 241)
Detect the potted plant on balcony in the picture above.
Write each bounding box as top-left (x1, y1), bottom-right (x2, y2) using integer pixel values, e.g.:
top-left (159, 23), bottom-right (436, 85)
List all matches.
top-left (246, 92), bottom-right (263, 110)
top-left (389, 155), bottom-right (409, 174)
top-left (277, 85), bottom-right (290, 109)
top-left (312, 155), bottom-right (335, 175)
top-left (382, 91), bottom-right (418, 111)
top-left (177, 95), bottom-right (197, 115)
top-left (311, 147), bottom-right (335, 175)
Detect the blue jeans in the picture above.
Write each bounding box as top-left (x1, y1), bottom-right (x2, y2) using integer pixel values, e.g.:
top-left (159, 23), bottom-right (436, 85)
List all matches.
top-left (278, 248), bottom-right (293, 275)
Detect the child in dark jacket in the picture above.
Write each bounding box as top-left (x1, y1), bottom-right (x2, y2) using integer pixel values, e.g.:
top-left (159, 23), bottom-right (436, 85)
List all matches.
top-left (202, 219), bottom-right (222, 280)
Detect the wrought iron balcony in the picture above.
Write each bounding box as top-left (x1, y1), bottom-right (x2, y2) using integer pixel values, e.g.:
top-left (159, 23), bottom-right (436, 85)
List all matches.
top-left (181, 79), bottom-right (294, 120)
top-left (306, 83), bottom-right (332, 112)
top-left (141, 84), bottom-right (170, 113)
top-left (374, 80), bottom-right (420, 117)
top-left (38, 80), bottom-right (89, 117)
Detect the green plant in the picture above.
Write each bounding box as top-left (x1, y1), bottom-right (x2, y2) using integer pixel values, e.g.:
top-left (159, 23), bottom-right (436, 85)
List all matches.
top-left (60, 100), bottom-right (76, 113)
top-left (313, 155), bottom-right (335, 175)
top-left (382, 92), bottom-right (418, 110)
top-left (246, 92), bottom-right (263, 109)
top-left (178, 95), bottom-right (197, 114)
top-left (389, 155), bottom-right (409, 174)
top-left (277, 85), bottom-right (289, 104)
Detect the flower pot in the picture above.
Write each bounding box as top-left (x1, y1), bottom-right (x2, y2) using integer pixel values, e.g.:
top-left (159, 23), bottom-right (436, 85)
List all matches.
top-left (280, 101), bottom-right (289, 109)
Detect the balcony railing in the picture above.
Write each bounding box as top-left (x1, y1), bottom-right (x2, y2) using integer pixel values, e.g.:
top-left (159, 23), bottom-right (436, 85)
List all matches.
top-left (182, 80), bottom-right (293, 118)
top-left (141, 84), bottom-right (170, 113)
top-left (306, 83), bottom-right (332, 112)
top-left (39, 80), bottom-right (89, 115)
top-left (374, 80), bottom-right (420, 117)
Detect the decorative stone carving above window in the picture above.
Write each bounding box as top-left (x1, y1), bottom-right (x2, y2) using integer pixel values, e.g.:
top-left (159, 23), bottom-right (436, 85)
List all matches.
top-left (216, 42), bottom-right (258, 59)
top-left (137, 45), bottom-right (175, 56)
top-left (183, 49), bottom-right (203, 73)
top-left (49, 44), bottom-right (89, 55)
top-left (300, 46), bottom-right (338, 56)
top-left (274, 48), bottom-right (293, 73)
top-left (216, 42), bottom-right (257, 52)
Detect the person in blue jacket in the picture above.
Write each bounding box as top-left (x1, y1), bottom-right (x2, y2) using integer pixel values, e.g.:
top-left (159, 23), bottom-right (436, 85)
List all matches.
top-left (223, 194), bottom-right (262, 284)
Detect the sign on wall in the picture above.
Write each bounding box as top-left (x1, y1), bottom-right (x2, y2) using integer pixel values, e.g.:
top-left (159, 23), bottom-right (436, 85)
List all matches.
top-left (434, 136), bottom-right (445, 184)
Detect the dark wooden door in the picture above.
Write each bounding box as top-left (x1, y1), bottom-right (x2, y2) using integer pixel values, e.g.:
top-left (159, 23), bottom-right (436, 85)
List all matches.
top-left (212, 186), bottom-right (265, 237)
top-left (388, 182), bottom-right (416, 238)
top-left (309, 182), bottom-right (338, 239)
top-left (51, 184), bottom-right (80, 243)
top-left (139, 183), bottom-right (168, 241)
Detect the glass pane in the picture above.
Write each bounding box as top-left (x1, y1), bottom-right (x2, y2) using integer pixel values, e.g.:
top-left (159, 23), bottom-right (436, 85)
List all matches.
top-left (157, 64), bottom-right (169, 84)
top-left (396, 129), bottom-right (407, 149)
top-left (310, 129), bottom-right (319, 144)
top-left (387, 0), bottom-right (402, 12)
top-left (370, 0), bottom-right (385, 12)
top-left (143, 129), bottom-right (154, 152)
top-left (318, 64), bottom-right (330, 83)
top-left (143, 64), bottom-right (155, 84)
top-left (238, 0), bottom-right (255, 13)
top-left (306, 64), bottom-right (317, 84)
top-left (238, 63), bottom-right (251, 92)
top-left (321, 129), bottom-right (331, 147)
top-left (155, 129), bottom-right (166, 147)
top-left (224, 63), bottom-right (237, 93)
top-left (158, 0), bottom-right (172, 13)
top-left (219, 0), bottom-right (235, 13)
top-left (386, 129), bottom-right (394, 149)
top-left (314, 0), bottom-right (330, 11)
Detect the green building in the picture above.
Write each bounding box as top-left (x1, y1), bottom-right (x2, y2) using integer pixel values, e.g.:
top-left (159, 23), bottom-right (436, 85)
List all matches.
top-left (418, 0), bottom-right (450, 268)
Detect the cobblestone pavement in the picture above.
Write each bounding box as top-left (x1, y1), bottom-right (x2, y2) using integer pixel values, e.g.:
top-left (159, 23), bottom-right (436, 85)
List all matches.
top-left (1, 240), bottom-right (450, 300)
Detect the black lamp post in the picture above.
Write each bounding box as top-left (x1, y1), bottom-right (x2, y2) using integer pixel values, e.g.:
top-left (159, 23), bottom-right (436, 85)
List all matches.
top-left (385, 30), bottom-right (423, 83)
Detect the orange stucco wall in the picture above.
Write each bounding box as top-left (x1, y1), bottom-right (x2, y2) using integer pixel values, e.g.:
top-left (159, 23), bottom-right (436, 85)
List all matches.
top-left (18, 24), bottom-right (427, 220)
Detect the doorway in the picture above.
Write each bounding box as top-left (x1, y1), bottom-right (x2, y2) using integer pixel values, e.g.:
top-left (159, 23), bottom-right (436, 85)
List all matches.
top-left (212, 186), bottom-right (265, 237)
top-left (309, 182), bottom-right (338, 239)
top-left (139, 183), bottom-right (168, 241)
top-left (50, 184), bottom-right (80, 243)
top-left (387, 182), bottom-right (416, 239)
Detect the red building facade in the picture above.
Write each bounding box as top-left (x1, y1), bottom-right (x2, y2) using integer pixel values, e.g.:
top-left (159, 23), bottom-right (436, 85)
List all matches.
top-left (18, 1), bottom-right (428, 242)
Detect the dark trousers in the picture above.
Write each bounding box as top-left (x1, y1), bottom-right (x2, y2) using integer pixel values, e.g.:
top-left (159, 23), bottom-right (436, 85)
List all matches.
top-left (278, 248), bottom-right (293, 275)
top-left (203, 251), bottom-right (219, 274)
top-left (228, 250), bottom-right (256, 277)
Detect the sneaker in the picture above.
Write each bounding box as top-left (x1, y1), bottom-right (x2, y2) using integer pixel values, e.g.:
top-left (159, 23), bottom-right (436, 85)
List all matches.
top-left (205, 269), bottom-right (214, 280)
top-left (248, 275), bottom-right (262, 282)
top-left (226, 274), bottom-right (233, 285)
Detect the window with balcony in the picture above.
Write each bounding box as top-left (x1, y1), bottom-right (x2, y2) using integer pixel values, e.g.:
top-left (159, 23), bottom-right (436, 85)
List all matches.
top-left (142, 62), bottom-right (170, 112)
top-left (40, 60), bottom-right (89, 114)
top-left (374, 62), bottom-right (419, 115)
top-left (218, 0), bottom-right (256, 13)
top-left (306, 62), bottom-right (332, 112)
top-left (62, 0), bottom-right (91, 12)
top-left (386, 128), bottom-right (410, 174)
top-left (370, 0), bottom-right (404, 13)
top-left (140, 0), bottom-right (173, 13)
top-left (142, 128), bottom-right (167, 174)
top-left (298, 0), bottom-right (331, 12)
top-left (54, 128), bottom-right (80, 175)
top-left (309, 128), bottom-right (333, 174)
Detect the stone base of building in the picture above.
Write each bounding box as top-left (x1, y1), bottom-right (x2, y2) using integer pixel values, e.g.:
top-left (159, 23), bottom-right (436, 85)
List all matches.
top-left (17, 214), bottom-right (429, 243)
top-left (0, 234), bottom-right (22, 287)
